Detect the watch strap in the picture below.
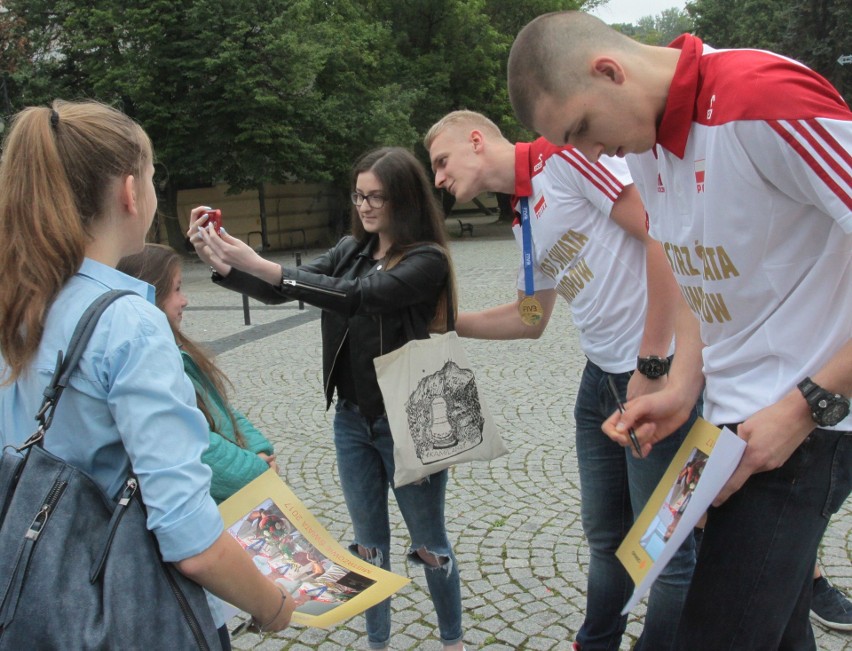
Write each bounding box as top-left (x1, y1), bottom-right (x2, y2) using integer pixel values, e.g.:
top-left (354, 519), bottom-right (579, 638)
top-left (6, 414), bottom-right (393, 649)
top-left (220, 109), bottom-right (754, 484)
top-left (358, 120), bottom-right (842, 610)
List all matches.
top-left (796, 377), bottom-right (819, 400)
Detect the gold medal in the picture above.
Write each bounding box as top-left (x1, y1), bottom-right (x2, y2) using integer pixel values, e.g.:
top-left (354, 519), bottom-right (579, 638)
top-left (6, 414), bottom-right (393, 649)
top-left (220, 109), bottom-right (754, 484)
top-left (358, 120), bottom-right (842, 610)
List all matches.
top-left (518, 296), bottom-right (543, 326)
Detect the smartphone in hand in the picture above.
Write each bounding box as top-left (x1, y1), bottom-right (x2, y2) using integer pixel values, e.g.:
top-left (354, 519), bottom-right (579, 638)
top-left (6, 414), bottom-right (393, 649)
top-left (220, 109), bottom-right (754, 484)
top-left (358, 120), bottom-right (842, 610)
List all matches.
top-left (200, 208), bottom-right (223, 234)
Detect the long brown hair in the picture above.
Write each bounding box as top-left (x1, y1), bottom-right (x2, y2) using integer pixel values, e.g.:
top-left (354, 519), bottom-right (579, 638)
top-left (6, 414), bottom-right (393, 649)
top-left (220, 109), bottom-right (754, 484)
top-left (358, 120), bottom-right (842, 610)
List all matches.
top-left (349, 147), bottom-right (458, 332)
top-left (117, 244), bottom-right (247, 447)
top-left (0, 100), bottom-right (152, 383)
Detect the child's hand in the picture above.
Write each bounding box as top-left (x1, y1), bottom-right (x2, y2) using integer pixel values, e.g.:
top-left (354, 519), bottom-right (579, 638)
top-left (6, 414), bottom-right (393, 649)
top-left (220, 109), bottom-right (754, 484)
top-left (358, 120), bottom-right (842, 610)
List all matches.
top-left (258, 452), bottom-right (278, 474)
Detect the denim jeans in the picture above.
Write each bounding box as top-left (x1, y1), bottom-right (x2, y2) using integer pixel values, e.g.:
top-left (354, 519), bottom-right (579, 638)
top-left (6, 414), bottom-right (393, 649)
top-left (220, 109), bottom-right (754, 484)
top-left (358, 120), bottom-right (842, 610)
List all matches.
top-left (673, 428), bottom-right (852, 651)
top-left (333, 400), bottom-right (463, 649)
top-left (575, 360), bottom-right (700, 651)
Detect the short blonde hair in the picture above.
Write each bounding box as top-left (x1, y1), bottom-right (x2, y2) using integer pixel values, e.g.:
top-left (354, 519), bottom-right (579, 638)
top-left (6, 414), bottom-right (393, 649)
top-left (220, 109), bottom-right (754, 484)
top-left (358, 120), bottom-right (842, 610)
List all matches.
top-left (423, 110), bottom-right (504, 150)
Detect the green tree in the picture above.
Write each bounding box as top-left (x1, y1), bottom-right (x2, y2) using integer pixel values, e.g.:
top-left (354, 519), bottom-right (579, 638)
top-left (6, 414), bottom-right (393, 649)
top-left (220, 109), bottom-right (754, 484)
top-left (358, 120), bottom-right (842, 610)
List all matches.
top-left (1, 0), bottom-right (455, 243)
top-left (1, 0), bottom-right (223, 245)
top-left (361, 0), bottom-right (506, 153)
top-left (0, 0), bottom-right (608, 248)
top-left (480, 0), bottom-right (595, 141)
top-left (686, 0), bottom-right (851, 101)
top-left (776, 0), bottom-right (852, 101)
top-left (686, 0), bottom-right (787, 50)
top-left (612, 7), bottom-right (694, 45)
top-left (486, 0), bottom-right (604, 37)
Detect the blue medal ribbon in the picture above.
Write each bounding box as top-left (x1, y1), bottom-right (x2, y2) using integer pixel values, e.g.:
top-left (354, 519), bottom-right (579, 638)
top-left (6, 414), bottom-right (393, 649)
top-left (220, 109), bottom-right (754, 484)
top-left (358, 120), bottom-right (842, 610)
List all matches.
top-left (520, 196), bottom-right (535, 297)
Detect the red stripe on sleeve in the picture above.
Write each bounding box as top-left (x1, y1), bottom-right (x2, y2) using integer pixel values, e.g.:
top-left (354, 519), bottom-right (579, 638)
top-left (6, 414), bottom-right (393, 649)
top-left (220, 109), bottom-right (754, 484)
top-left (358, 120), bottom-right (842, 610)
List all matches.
top-left (805, 119), bottom-right (852, 180)
top-left (556, 149), bottom-right (623, 202)
top-left (789, 120), bottom-right (852, 190)
top-left (562, 148), bottom-right (624, 195)
top-left (768, 120), bottom-right (852, 211)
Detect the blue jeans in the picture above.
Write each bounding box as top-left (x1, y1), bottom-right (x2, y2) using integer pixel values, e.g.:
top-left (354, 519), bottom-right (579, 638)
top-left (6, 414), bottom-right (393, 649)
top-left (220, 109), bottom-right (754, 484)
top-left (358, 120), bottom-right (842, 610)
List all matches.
top-left (673, 428), bottom-right (852, 650)
top-left (333, 400), bottom-right (463, 649)
top-left (575, 360), bottom-right (700, 651)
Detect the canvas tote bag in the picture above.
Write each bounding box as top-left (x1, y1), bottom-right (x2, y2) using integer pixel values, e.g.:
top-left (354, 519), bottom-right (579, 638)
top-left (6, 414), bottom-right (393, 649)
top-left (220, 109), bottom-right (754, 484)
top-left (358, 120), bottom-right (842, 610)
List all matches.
top-left (373, 282), bottom-right (506, 487)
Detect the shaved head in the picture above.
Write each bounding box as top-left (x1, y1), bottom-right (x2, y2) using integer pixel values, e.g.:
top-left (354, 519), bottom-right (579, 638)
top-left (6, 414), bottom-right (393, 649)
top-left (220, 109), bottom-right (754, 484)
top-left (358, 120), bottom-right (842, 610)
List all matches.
top-left (508, 11), bottom-right (638, 130)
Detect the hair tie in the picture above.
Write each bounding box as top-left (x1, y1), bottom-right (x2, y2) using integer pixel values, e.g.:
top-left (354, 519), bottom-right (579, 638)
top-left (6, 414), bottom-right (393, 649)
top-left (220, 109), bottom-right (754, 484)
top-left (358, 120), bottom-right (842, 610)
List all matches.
top-left (50, 109), bottom-right (60, 130)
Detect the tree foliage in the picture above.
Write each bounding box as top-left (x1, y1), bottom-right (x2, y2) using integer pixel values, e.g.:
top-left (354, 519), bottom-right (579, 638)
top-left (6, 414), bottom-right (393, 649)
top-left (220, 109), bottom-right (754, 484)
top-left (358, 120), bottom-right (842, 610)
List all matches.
top-left (612, 7), bottom-right (694, 46)
top-left (607, 1), bottom-right (849, 105)
top-left (0, 0), bottom-right (597, 247)
top-left (686, 0), bottom-right (851, 102)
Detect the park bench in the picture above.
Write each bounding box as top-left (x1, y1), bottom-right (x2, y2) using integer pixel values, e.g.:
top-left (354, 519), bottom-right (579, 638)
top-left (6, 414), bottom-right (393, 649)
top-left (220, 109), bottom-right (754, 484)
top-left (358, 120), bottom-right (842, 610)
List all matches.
top-left (448, 194), bottom-right (501, 237)
top-left (452, 213), bottom-right (500, 237)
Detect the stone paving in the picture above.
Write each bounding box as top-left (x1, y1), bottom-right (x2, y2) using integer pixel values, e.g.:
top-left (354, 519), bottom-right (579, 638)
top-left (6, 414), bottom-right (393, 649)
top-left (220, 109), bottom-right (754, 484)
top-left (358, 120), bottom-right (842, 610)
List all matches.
top-left (179, 227), bottom-right (851, 651)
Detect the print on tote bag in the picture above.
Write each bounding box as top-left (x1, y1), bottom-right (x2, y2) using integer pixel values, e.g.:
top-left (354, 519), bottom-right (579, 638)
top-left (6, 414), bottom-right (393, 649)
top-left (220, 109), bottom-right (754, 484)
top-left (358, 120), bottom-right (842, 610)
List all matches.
top-left (374, 330), bottom-right (506, 487)
top-left (405, 360), bottom-right (485, 464)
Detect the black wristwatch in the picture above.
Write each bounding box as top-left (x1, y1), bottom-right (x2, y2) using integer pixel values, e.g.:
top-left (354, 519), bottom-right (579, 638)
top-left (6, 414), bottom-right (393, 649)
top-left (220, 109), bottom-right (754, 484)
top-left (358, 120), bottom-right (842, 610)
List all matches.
top-left (797, 377), bottom-right (850, 427)
top-left (636, 355), bottom-right (670, 379)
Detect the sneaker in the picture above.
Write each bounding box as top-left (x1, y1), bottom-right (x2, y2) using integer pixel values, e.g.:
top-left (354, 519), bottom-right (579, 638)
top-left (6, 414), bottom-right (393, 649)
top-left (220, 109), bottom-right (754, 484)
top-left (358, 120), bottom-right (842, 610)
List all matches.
top-left (811, 575), bottom-right (852, 631)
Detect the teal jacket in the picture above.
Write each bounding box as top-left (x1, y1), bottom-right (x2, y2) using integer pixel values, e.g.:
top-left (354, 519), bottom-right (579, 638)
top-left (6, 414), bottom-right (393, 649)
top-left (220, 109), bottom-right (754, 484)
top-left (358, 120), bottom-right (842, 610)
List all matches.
top-left (182, 351), bottom-right (274, 503)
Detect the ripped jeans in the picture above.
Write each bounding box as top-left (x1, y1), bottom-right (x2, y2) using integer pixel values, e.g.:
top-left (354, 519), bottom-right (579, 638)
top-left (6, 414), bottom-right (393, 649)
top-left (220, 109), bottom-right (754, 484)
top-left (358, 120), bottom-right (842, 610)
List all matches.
top-left (334, 399), bottom-right (463, 649)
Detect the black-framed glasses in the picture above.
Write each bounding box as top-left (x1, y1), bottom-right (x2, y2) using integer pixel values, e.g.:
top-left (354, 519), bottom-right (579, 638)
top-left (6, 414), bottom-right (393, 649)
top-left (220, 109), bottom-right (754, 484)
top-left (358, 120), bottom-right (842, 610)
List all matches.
top-left (350, 192), bottom-right (386, 209)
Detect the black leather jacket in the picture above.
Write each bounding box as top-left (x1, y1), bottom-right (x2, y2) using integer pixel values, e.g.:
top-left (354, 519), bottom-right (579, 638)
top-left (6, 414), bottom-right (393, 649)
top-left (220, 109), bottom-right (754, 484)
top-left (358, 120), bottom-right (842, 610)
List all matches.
top-left (213, 235), bottom-right (449, 419)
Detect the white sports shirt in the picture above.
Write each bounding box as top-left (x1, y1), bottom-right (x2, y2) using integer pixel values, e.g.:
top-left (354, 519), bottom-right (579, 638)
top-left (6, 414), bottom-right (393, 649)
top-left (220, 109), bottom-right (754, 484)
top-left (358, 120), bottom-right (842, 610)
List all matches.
top-left (628, 34), bottom-right (852, 427)
top-left (512, 139), bottom-right (650, 373)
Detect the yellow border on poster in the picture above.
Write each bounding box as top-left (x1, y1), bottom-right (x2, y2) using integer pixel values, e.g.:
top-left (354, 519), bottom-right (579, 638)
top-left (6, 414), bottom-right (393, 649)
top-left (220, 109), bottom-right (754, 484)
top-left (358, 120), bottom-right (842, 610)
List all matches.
top-left (219, 469), bottom-right (410, 628)
top-left (615, 418), bottom-right (721, 586)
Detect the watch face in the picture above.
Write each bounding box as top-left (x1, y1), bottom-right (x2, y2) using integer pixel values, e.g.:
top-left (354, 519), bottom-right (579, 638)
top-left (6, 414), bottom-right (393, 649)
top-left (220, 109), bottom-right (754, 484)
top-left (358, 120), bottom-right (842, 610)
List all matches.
top-left (639, 357), bottom-right (668, 379)
top-left (815, 396), bottom-right (850, 426)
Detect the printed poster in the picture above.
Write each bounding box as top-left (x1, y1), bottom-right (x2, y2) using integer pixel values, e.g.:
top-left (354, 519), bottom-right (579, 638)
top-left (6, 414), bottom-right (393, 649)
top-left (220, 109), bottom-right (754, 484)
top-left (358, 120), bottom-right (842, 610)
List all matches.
top-left (616, 418), bottom-right (746, 614)
top-left (219, 470), bottom-right (410, 628)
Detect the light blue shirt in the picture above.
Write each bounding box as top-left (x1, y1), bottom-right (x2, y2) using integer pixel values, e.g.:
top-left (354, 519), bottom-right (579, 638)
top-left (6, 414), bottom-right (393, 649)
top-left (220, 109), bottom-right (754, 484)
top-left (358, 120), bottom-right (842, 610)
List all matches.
top-left (0, 259), bottom-right (223, 563)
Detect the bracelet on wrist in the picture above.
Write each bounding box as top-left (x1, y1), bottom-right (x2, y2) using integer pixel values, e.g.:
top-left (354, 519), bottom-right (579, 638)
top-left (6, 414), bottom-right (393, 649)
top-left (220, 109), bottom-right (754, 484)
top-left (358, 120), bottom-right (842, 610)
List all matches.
top-left (253, 587), bottom-right (287, 632)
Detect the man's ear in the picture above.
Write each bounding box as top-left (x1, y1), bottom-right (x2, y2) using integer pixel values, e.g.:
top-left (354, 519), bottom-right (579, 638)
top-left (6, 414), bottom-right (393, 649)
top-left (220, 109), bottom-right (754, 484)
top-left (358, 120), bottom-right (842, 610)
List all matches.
top-left (120, 174), bottom-right (139, 217)
top-left (470, 129), bottom-right (485, 153)
top-left (591, 56), bottom-right (626, 85)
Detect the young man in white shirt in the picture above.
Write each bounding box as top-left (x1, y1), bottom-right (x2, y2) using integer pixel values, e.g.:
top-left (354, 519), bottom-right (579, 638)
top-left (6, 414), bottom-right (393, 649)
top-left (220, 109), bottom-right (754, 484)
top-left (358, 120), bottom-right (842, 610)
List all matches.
top-left (425, 110), bottom-right (700, 651)
top-left (507, 11), bottom-right (851, 650)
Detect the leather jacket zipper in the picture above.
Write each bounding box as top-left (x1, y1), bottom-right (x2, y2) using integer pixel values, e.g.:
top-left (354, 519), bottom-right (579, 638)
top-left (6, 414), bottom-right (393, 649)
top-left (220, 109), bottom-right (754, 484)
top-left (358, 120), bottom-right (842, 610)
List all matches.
top-left (325, 327), bottom-right (349, 397)
top-left (281, 278), bottom-right (346, 297)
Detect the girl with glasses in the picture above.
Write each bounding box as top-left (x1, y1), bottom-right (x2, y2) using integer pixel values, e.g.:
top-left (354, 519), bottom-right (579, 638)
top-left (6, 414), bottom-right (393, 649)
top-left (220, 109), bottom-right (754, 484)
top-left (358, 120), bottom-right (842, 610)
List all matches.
top-left (189, 146), bottom-right (466, 651)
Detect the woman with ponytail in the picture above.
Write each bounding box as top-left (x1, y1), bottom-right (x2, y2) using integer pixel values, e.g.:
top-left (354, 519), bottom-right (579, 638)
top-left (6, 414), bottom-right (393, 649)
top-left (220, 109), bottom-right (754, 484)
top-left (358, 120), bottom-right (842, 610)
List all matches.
top-left (0, 100), bottom-right (295, 647)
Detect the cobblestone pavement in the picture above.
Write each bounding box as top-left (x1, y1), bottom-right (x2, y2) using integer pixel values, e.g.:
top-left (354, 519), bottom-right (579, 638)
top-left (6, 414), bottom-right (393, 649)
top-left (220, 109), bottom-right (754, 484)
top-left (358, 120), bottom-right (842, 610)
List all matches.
top-left (180, 227), bottom-right (851, 651)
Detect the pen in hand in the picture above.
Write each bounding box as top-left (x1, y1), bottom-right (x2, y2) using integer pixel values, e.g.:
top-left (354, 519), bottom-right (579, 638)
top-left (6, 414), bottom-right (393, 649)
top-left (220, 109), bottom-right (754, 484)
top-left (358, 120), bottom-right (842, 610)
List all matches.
top-left (607, 375), bottom-right (644, 458)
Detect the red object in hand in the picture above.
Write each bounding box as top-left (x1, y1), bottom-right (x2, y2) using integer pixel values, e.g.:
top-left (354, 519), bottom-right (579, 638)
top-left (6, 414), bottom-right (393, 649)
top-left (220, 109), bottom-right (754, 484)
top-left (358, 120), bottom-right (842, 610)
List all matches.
top-left (201, 208), bottom-right (222, 234)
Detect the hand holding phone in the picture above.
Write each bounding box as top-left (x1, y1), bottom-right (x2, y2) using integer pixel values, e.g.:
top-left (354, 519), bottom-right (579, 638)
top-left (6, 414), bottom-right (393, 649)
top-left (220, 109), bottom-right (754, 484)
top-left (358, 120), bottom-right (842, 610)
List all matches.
top-left (200, 208), bottom-right (223, 235)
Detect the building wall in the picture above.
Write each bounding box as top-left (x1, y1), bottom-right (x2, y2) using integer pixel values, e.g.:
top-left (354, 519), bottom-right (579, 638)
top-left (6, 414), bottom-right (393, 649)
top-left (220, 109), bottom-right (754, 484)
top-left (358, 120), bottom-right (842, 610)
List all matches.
top-left (166, 182), bottom-right (499, 252)
top-left (174, 182), bottom-right (343, 251)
